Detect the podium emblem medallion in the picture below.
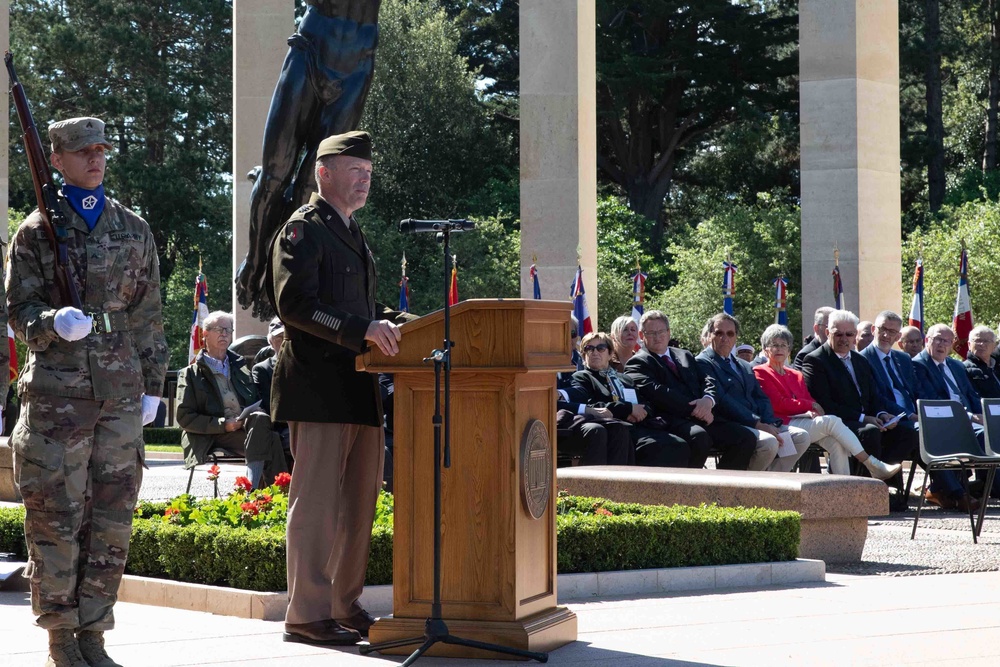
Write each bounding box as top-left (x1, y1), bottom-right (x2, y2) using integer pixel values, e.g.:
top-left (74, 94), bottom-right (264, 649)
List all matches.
top-left (520, 419), bottom-right (551, 520)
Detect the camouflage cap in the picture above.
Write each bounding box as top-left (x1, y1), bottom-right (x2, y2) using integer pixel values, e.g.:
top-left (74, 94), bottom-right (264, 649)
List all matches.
top-left (48, 117), bottom-right (114, 153)
top-left (316, 130), bottom-right (371, 161)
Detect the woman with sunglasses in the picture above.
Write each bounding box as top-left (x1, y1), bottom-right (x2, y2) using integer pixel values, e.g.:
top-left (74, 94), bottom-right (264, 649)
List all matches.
top-left (572, 332), bottom-right (707, 468)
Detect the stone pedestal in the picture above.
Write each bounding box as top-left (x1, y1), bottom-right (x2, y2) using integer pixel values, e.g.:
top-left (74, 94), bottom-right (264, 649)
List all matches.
top-left (232, 0), bottom-right (293, 336)
top-left (519, 0), bottom-right (598, 325)
top-left (800, 0), bottom-right (902, 331)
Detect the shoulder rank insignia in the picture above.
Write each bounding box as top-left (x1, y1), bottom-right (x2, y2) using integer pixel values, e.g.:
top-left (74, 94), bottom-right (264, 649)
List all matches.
top-left (286, 222), bottom-right (304, 245)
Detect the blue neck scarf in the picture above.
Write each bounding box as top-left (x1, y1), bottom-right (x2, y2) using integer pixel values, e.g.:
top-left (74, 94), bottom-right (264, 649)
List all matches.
top-left (63, 184), bottom-right (106, 230)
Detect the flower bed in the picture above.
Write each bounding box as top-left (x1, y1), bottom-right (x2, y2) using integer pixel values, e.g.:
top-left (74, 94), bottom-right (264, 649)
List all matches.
top-left (0, 476), bottom-right (799, 592)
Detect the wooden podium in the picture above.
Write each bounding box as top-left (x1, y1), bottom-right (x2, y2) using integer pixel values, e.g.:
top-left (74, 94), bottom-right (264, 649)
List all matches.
top-left (358, 299), bottom-right (578, 659)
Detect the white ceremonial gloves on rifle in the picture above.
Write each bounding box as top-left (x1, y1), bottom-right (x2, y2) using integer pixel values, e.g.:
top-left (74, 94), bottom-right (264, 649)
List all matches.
top-left (141, 395), bottom-right (160, 426)
top-left (53, 307), bottom-right (93, 341)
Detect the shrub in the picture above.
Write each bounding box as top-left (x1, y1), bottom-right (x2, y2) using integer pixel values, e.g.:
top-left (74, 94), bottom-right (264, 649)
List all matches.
top-left (0, 506), bottom-right (27, 559)
top-left (143, 427), bottom-right (182, 445)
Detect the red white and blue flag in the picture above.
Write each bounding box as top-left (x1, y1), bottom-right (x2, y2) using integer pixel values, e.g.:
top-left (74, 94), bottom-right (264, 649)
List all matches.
top-left (570, 266), bottom-right (594, 336)
top-left (530, 261), bottom-right (541, 299)
top-left (953, 247), bottom-right (973, 357)
top-left (188, 271), bottom-right (209, 364)
top-left (908, 259), bottom-right (924, 333)
top-left (832, 264), bottom-right (845, 310)
top-left (398, 253), bottom-right (410, 313)
top-left (722, 261), bottom-right (737, 315)
top-left (631, 266), bottom-right (648, 324)
top-left (773, 276), bottom-right (788, 326)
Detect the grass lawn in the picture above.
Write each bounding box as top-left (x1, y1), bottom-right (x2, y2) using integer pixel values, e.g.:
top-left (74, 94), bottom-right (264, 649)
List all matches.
top-left (145, 444), bottom-right (182, 453)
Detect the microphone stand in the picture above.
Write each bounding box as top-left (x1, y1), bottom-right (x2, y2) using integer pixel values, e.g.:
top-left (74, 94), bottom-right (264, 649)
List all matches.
top-left (361, 227), bottom-right (548, 666)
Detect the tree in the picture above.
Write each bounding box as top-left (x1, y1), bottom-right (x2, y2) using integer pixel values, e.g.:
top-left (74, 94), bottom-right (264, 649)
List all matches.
top-left (649, 196), bottom-right (802, 353)
top-left (10, 0), bottom-right (234, 367)
top-left (594, 0), bottom-right (797, 242)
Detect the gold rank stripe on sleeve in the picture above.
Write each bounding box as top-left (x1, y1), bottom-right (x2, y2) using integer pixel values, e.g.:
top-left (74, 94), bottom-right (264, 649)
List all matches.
top-left (312, 309), bottom-right (342, 331)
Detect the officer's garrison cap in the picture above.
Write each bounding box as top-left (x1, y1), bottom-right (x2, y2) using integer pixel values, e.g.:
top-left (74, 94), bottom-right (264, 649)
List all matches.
top-left (316, 130), bottom-right (372, 161)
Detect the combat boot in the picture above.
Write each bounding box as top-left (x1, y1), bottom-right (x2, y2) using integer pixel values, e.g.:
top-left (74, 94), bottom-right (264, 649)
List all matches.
top-left (45, 629), bottom-right (88, 667)
top-left (76, 631), bottom-right (123, 667)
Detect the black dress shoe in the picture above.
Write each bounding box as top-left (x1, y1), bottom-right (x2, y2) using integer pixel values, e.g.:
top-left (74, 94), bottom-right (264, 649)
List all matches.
top-left (888, 493), bottom-right (909, 512)
top-left (336, 609), bottom-right (377, 637)
top-left (283, 619), bottom-right (361, 646)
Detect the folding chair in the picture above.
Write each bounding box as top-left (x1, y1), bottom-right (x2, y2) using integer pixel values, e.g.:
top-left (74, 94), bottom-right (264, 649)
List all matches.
top-left (912, 399), bottom-right (1000, 542)
top-left (185, 448), bottom-right (244, 498)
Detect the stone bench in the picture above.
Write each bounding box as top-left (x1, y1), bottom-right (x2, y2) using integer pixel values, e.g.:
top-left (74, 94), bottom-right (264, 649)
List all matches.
top-left (0, 437), bottom-right (20, 503)
top-left (556, 466), bottom-right (887, 563)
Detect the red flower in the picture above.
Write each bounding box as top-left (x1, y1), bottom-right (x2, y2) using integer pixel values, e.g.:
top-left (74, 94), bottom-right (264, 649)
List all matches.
top-left (274, 472), bottom-right (291, 490)
top-left (234, 476), bottom-right (253, 492)
top-left (594, 507), bottom-right (613, 517)
top-left (240, 501), bottom-right (259, 515)
top-left (259, 493), bottom-right (273, 504)
top-left (206, 464), bottom-right (221, 482)
top-left (164, 507), bottom-right (180, 517)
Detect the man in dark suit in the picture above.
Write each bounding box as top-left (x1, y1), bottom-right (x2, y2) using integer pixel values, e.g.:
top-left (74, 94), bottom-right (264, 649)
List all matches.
top-left (801, 310), bottom-right (918, 487)
top-left (696, 313), bottom-right (810, 471)
top-left (859, 311), bottom-right (921, 422)
top-left (913, 323), bottom-right (997, 507)
top-left (253, 316), bottom-right (291, 465)
top-left (793, 306), bottom-right (835, 370)
top-left (624, 310), bottom-right (755, 470)
top-left (269, 131), bottom-right (403, 646)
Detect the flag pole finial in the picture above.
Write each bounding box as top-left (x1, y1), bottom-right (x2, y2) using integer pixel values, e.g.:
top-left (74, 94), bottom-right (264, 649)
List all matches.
top-left (833, 245), bottom-right (840, 265)
top-left (531, 253), bottom-right (537, 264)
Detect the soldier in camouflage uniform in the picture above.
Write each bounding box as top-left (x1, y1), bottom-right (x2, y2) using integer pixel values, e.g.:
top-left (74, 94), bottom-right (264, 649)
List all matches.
top-left (6, 117), bottom-right (168, 667)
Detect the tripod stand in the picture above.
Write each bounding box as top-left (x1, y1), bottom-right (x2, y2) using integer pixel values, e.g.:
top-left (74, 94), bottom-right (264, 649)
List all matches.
top-left (360, 224), bottom-right (548, 665)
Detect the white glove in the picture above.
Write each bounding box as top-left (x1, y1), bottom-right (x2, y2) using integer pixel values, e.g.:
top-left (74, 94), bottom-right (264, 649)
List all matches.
top-left (141, 394), bottom-right (160, 426)
top-left (53, 307), bottom-right (93, 341)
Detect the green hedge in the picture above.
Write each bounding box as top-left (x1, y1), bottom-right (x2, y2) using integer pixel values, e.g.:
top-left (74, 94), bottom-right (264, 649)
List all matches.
top-left (0, 498), bottom-right (799, 592)
top-left (143, 427), bottom-right (182, 445)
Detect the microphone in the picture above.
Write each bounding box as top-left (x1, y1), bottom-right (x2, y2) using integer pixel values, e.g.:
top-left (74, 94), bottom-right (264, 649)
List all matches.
top-left (398, 218), bottom-right (476, 234)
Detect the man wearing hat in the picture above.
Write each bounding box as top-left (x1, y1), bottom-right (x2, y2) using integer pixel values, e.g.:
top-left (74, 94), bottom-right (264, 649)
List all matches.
top-left (252, 317), bottom-right (291, 466)
top-left (6, 117), bottom-right (168, 666)
top-left (268, 130), bottom-right (403, 646)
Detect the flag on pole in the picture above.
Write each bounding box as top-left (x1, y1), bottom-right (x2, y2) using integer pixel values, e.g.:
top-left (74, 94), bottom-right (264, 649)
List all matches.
top-left (832, 247), bottom-right (845, 310)
top-left (953, 245), bottom-right (973, 357)
top-left (7, 324), bottom-right (17, 382)
top-left (773, 276), bottom-right (789, 326)
top-left (448, 254), bottom-right (459, 306)
top-left (398, 253), bottom-right (410, 313)
top-left (188, 266), bottom-right (209, 364)
top-left (722, 259), bottom-right (737, 315)
top-left (570, 265), bottom-right (594, 336)
top-left (908, 258), bottom-right (924, 333)
top-left (631, 261), bottom-right (648, 324)
top-left (529, 256), bottom-right (541, 299)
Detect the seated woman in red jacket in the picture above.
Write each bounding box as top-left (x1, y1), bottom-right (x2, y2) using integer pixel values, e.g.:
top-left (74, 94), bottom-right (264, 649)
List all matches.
top-left (752, 324), bottom-right (900, 480)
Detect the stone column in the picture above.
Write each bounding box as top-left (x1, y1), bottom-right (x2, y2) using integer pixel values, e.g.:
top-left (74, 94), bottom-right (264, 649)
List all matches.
top-left (519, 1), bottom-right (598, 325)
top-left (232, 1), bottom-right (293, 336)
top-left (799, 0), bottom-right (901, 334)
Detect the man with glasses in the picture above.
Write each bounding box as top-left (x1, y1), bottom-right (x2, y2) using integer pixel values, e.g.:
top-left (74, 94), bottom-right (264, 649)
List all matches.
top-left (176, 311), bottom-right (289, 489)
top-left (624, 311), bottom-right (756, 470)
top-left (860, 311), bottom-right (921, 424)
top-left (696, 313), bottom-right (810, 471)
top-left (802, 310), bottom-right (919, 498)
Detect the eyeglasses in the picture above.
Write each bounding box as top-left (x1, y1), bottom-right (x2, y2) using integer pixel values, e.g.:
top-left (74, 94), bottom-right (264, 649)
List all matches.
top-left (206, 327), bottom-right (233, 335)
top-left (583, 343), bottom-right (609, 353)
top-left (642, 329), bottom-right (669, 338)
top-left (876, 326), bottom-right (900, 336)
top-left (767, 342), bottom-right (790, 350)
top-left (712, 330), bottom-right (737, 338)
top-left (930, 336), bottom-right (954, 345)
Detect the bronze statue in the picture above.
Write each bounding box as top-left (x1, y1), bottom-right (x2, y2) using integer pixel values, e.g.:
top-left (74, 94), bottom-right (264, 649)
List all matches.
top-left (237, 0), bottom-right (381, 319)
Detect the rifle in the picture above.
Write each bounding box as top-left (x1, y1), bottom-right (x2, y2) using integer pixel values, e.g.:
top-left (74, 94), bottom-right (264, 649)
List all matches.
top-left (4, 50), bottom-right (83, 310)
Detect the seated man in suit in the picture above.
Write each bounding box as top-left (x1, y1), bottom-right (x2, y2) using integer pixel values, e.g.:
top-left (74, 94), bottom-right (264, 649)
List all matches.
top-left (625, 310), bottom-right (756, 470)
top-left (913, 323), bottom-right (998, 506)
top-left (963, 325), bottom-right (1000, 400)
top-left (177, 311), bottom-right (290, 489)
top-left (898, 325), bottom-right (924, 358)
top-left (801, 310), bottom-right (918, 490)
top-left (696, 313), bottom-right (810, 471)
top-left (793, 306), bottom-right (835, 370)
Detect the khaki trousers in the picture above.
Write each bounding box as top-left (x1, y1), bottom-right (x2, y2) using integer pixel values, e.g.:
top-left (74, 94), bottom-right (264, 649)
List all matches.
top-left (285, 421), bottom-right (384, 624)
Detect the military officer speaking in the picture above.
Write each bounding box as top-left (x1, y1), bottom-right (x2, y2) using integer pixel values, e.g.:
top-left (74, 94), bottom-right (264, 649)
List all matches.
top-left (6, 117), bottom-right (168, 667)
top-left (269, 131), bottom-right (401, 646)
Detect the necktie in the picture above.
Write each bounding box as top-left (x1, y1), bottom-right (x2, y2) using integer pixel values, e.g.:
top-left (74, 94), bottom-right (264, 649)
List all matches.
top-left (841, 356), bottom-right (861, 395)
top-left (348, 218), bottom-right (365, 252)
top-left (662, 354), bottom-right (679, 377)
top-left (938, 362), bottom-right (968, 408)
top-left (883, 356), bottom-right (914, 412)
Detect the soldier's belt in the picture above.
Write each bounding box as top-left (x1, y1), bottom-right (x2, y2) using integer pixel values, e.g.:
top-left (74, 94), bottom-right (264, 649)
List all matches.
top-left (89, 311), bottom-right (130, 335)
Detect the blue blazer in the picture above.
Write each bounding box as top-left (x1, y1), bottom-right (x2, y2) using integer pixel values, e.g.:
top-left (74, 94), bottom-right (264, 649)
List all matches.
top-left (912, 351), bottom-right (981, 413)
top-left (695, 348), bottom-right (779, 428)
top-left (859, 345), bottom-right (923, 414)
